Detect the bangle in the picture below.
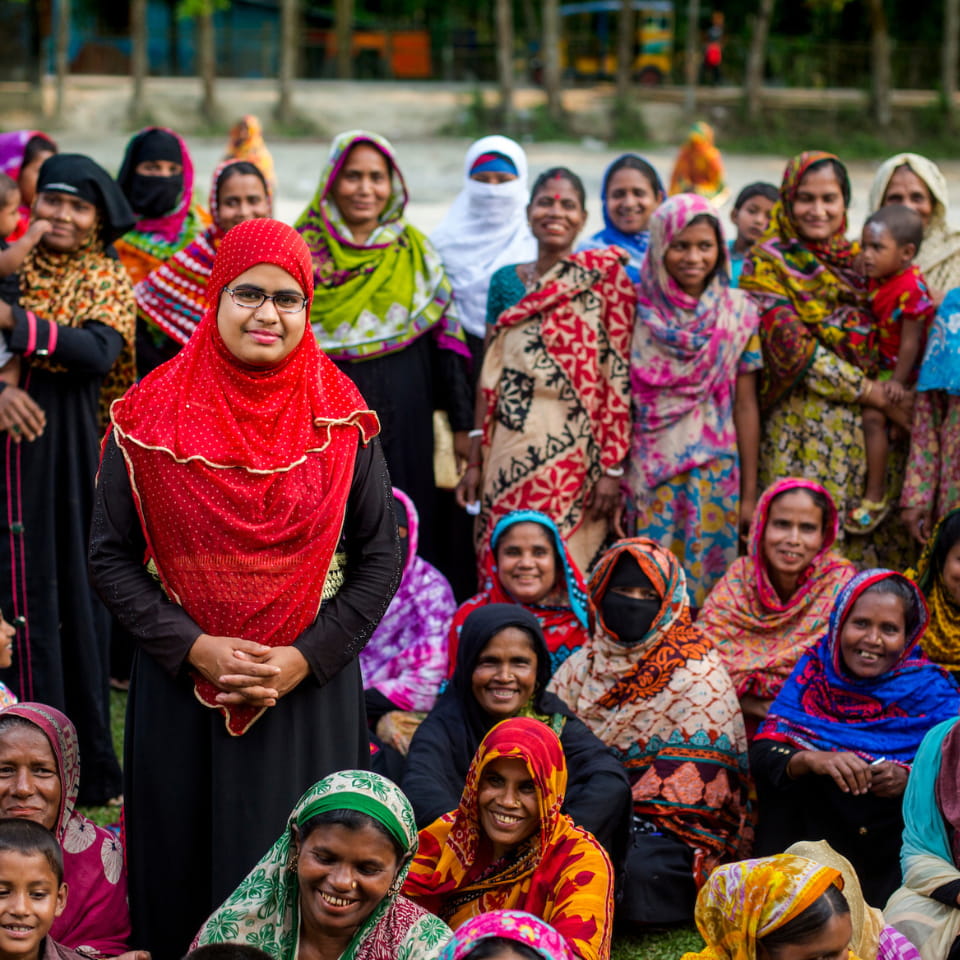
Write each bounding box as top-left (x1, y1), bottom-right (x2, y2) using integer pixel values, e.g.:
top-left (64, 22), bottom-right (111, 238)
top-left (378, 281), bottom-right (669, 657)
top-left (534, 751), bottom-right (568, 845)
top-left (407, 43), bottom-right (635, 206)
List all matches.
top-left (860, 380), bottom-right (873, 403)
top-left (467, 428), bottom-right (484, 439)
top-left (604, 465), bottom-right (625, 478)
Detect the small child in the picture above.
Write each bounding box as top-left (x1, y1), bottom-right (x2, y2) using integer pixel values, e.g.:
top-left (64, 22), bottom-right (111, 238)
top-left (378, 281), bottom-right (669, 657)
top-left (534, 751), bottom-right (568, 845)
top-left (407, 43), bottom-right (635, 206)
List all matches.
top-left (848, 203), bottom-right (934, 534)
top-left (0, 818), bottom-right (82, 960)
top-left (728, 182), bottom-right (777, 286)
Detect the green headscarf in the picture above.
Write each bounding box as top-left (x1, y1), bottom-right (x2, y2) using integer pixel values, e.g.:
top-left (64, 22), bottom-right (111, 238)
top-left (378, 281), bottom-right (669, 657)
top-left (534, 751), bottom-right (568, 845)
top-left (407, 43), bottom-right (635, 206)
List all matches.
top-left (196, 770), bottom-right (451, 960)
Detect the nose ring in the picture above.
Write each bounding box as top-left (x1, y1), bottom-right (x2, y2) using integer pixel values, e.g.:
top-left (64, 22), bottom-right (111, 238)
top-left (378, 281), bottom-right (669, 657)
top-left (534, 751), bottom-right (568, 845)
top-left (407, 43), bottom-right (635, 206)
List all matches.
top-left (352, 880), bottom-right (358, 889)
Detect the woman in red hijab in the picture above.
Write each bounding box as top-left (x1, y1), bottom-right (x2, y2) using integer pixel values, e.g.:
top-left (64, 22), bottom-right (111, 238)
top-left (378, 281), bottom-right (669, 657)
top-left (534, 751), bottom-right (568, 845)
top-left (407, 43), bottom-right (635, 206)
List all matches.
top-left (89, 218), bottom-right (401, 960)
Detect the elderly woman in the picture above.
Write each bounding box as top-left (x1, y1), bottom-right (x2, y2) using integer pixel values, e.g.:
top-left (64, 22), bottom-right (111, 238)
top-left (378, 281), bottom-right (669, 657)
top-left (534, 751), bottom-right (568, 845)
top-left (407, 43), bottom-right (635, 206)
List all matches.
top-left (550, 538), bottom-right (751, 927)
top-left (447, 511), bottom-right (590, 676)
top-left (679, 854), bottom-right (851, 960)
top-left (457, 167), bottom-right (635, 575)
top-left (89, 219), bottom-right (399, 959)
top-left (699, 478), bottom-right (856, 732)
top-left (886, 718), bottom-right (960, 960)
top-left (0, 703), bottom-right (130, 956)
top-left (404, 717), bottom-right (615, 960)
top-left (196, 770), bottom-right (450, 960)
top-left (135, 158), bottom-right (271, 364)
top-left (403, 604), bottom-right (630, 861)
top-left (741, 152), bottom-right (914, 567)
top-left (751, 569), bottom-right (960, 906)
top-left (0, 131), bottom-right (57, 240)
top-left (0, 154), bottom-right (135, 806)
top-left (296, 130), bottom-right (472, 567)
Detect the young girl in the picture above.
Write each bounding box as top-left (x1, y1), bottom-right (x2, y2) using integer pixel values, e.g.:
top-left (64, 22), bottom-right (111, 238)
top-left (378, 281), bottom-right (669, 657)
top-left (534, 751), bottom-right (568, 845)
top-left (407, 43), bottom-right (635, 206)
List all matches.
top-left (624, 193), bottom-right (761, 608)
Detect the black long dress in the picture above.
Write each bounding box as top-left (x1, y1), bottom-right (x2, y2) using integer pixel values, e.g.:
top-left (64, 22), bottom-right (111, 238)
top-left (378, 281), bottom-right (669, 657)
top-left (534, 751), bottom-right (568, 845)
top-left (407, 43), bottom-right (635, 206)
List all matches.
top-left (89, 435), bottom-right (399, 960)
top-left (0, 308), bottom-right (124, 804)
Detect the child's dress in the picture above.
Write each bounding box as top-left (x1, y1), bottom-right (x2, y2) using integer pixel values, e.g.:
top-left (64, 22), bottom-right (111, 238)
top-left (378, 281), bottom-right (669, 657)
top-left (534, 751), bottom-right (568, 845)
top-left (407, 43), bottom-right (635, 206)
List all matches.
top-left (869, 264), bottom-right (935, 381)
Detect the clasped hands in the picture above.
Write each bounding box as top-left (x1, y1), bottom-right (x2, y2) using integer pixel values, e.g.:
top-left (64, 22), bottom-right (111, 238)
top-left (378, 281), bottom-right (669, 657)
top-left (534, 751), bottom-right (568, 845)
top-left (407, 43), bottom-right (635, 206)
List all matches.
top-left (187, 634), bottom-right (309, 709)
top-left (788, 749), bottom-right (907, 798)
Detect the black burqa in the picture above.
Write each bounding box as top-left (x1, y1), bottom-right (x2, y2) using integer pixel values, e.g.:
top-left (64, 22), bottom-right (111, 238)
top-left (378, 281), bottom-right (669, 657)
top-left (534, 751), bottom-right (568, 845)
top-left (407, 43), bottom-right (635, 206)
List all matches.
top-left (402, 602), bottom-right (631, 863)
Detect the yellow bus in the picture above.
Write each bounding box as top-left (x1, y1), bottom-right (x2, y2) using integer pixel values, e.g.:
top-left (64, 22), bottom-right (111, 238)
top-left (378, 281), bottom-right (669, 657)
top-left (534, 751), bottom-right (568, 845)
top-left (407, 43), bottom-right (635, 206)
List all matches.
top-left (559, 0), bottom-right (674, 85)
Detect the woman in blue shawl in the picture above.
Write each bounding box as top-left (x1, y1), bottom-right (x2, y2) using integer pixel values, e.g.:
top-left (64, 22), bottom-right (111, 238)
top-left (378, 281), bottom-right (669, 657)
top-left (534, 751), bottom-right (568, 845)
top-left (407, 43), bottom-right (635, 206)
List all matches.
top-left (578, 153), bottom-right (664, 281)
top-left (750, 569), bottom-right (960, 907)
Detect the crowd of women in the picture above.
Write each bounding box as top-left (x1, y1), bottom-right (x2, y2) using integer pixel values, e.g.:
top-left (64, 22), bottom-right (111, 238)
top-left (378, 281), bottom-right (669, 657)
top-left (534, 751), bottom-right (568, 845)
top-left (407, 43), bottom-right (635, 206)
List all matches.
top-left (0, 115), bottom-right (958, 960)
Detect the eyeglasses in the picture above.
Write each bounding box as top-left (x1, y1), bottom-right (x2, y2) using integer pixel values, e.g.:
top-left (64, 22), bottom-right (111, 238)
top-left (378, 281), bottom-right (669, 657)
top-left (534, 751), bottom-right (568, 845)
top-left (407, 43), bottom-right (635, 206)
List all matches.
top-left (223, 285), bottom-right (308, 314)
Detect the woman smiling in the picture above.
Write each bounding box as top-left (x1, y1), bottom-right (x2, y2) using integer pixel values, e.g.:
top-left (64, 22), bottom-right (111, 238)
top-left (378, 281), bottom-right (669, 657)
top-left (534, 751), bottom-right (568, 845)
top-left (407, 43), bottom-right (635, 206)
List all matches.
top-left (751, 569), bottom-right (960, 905)
top-left (196, 771), bottom-right (450, 960)
top-left (404, 717), bottom-right (614, 960)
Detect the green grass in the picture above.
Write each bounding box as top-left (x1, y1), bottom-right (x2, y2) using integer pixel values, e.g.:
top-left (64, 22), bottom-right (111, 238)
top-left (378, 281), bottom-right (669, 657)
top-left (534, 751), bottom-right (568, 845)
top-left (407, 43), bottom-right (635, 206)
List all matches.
top-left (80, 691), bottom-right (704, 958)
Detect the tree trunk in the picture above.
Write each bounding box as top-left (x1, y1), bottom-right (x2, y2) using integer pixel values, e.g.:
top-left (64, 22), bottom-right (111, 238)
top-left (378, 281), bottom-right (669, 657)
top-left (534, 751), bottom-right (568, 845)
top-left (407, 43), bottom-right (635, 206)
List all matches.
top-left (542, 0), bottom-right (562, 123)
top-left (615, 0), bottom-right (634, 103)
top-left (54, 0), bottom-right (70, 123)
top-left (866, 0), bottom-right (891, 128)
top-left (276, 0), bottom-right (298, 124)
top-left (335, 0), bottom-right (353, 79)
top-left (683, 0), bottom-right (699, 116)
top-left (496, 0), bottom-right (515, 131)
top-left (943, 0), bottom-right (959, 122)
top-left (197, 6), bottom-right (217, 124)
top-left (744, 0), bottom-right (774, 120)
top-left (130, 0), bottom-right (147, 124)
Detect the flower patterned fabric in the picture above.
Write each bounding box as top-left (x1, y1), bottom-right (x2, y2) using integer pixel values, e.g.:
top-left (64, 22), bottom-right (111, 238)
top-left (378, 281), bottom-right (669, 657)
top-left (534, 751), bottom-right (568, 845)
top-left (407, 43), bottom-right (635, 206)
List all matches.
top-left (755, 569), bottom-right (960, 765)
top-left (680, 854), bottom-right (844, 960)
top-left (0, 703), bottom-right (129, 956)
top-left (699, 478), bottom-right (855, 700)
top-left (403, 717), bottom-right (615, 960)
top-left (447, 510), bottom-right (590, 677)
top-left (477, 247), bottom-right (635, 574)
top-left (295, 129), bottom-right (467, 362)
top-left (196, 770), bottom-right (451, 960)
top-left (438, 911), bottom-right (575, 960)
top-left (550, 538), bottom-right (751, 884)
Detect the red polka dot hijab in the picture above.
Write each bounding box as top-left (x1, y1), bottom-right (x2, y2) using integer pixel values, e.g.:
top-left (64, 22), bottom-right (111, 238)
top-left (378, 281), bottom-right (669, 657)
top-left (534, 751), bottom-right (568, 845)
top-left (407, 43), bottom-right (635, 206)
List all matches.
top-left (110, 218), bottom-right (379, 735)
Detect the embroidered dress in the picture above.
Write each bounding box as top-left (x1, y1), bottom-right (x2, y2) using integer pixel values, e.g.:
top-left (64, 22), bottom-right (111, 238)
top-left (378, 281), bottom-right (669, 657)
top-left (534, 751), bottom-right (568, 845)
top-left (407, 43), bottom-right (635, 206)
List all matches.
top-left (0, 703), bottom-right (129, 956)
top-left (625, 194), bottom-right (761, 607)
top-left (550, 539), bottom-right (751, 923)
top-left (438, 911), bottom-right (576, 960)
top-left (197, 771), bottom-right (451, 960)
top-left (699, 478), bottom-right (855, 702)
top-left (447, 511), bottom-right (590, 677)
top-left (478, 247), bottom-right (635, 573)
top-left (404, 717), bottom-right (615, 960)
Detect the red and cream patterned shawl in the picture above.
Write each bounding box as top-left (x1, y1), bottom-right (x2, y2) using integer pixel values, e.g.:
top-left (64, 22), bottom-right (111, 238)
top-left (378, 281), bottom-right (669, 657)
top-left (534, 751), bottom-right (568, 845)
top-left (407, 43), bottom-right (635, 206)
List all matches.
top-left (109, 218), bottom-right (379, 735)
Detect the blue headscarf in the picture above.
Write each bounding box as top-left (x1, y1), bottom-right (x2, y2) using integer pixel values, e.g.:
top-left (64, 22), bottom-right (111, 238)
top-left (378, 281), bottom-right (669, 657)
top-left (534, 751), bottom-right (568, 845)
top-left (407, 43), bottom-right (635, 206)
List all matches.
top-left (579, 153), bottom-right (665, 282)
top-left (916, 287), bottom-right (960, 395)
top-left (756, 569), bottom-right (960, 765)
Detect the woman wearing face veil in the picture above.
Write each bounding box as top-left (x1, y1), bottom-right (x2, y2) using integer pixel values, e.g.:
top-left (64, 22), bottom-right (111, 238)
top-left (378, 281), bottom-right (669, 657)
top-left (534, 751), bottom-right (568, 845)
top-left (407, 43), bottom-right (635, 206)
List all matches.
top-left (550, 538), bottom-right (751, 928)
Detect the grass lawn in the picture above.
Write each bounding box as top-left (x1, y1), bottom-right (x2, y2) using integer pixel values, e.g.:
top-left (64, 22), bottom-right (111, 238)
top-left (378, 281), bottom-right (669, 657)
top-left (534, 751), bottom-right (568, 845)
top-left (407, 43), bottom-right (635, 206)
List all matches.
top-left (81, 692), bottom-right (706, 960)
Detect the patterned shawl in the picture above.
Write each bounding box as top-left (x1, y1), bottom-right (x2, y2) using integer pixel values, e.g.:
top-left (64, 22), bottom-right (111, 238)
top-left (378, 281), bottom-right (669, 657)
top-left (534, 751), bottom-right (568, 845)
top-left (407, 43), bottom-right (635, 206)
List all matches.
top-left (438, 911), bottom-right (575, 960)
top-left (403, 717), bottom-right (614, 960)
top-left (224, 114), bottom-right (276, 195)
top-left (756, 570), bottom-right (960, 764)
top-left (680, 854), bottom-right (843, 960)
top-left (579, 153), bottom-right (665, 282)
top-left (110, 219), bottom-right (379, 736)
top-left (868, 153), bottom-right (960, 294)
top-left (630, 193), bottom-right (758, 487)
top-left (295, 129), bottom-right (467, 361)
top-left (669, 122), bottom-right (727, 203)
top-left (699, 478), bottom-right (856, 700)
top-left (196, 770), bottom-right (451, 960)
top-left (447, 511), bottom-right (590, 677)
top-left (114, 128), bottom-right (210, 284)
top-left (740, 151), bottom-right (874, 409)
top-left (907, 506), bottom-right (960, 672)
top-left (916, 287), bottom-right (960, 395)
top-left (135, 159), bottom-right (273, 347)
top-left (549, 538), bottom-right (751, 882)
top-left (360, 488), bottom-right (455, 713)
top-left (0, 703), bottom-right (129, 956)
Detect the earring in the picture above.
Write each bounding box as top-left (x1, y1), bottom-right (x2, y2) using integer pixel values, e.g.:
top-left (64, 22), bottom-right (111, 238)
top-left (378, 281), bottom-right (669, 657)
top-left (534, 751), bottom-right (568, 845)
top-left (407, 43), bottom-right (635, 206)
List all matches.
top-left (288, 853), bottom-right (299, 874)
top-left (387, 878), bottom-right (402, 898)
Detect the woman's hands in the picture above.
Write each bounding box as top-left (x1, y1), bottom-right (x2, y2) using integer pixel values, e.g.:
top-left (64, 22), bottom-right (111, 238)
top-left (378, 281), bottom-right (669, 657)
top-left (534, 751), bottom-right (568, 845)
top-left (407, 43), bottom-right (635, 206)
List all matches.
top-left (900, 506), bottom-right (929, 544)
top-left (0, 385), bottom-right (45, 442)
top-left (187, 635), bottom-right (309, 709)
top-left (455, 464), bottom-right (481, 509)
top-left (739, 694), bottom-right (771, 720)
top-left (787, 750), bottom-right (908, 798)
top-left (587, 475), bottom-right (621, 523)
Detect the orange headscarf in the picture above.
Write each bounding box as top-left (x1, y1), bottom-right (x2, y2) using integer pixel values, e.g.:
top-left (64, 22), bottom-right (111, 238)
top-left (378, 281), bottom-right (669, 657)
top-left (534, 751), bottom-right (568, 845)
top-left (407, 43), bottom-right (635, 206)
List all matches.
top-left (403, 717), bottom-right (614, 960)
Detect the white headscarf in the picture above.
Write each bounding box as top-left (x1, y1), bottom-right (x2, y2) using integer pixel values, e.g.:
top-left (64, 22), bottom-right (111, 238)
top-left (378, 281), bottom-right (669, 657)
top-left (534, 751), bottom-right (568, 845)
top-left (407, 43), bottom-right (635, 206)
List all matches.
top-left (431, 136), bottom-right (536, 338)
top-left (868, 153), bottom-right (960, 293)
